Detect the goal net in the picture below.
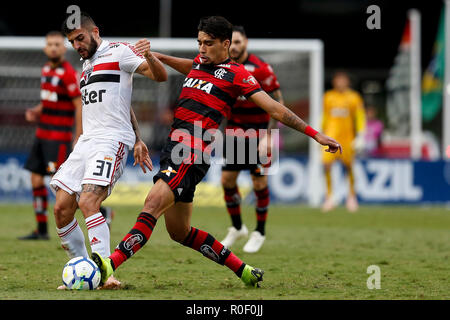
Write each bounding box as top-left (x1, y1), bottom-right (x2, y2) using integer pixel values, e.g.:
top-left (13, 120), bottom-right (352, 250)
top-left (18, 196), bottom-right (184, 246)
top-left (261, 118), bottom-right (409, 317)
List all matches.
top-left (0, 37), bottom-right (324, 206)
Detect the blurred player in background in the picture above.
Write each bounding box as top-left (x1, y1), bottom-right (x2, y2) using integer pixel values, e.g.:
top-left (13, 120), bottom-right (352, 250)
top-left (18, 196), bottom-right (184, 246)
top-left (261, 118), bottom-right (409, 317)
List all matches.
top-left (19, 31), bottom-right (82, 240)
top-left (220, 26), bottom-right (284, 253)
top-left (364, 105), bottom-right (384, 157)
top-left (321, 71), bottom-right (366, 212)
top-left (52, 12), bottom-right (166, 288)
top-left (91, 16), bottom-right (342, 289)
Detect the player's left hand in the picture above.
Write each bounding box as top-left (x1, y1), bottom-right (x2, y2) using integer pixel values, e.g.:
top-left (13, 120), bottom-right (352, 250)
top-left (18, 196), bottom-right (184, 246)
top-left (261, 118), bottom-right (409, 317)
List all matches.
top-left (134, 39), bottom-right (152, 58)
top-left (133, 139), bottom-right (153, 173)
top-left (352, 134), bottom-right (365, 154)
top-left (258, 132), bottom-right (272, 158)
top-left (258, 132), bottom-right (272, 168)
top-left (314, 132), bottom-right (342, 154)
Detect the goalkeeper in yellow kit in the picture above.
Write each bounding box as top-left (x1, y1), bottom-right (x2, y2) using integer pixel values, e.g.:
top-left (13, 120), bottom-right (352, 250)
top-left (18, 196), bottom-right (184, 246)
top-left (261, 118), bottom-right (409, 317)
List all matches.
top-left (321, 71), bottom-right (366, 212)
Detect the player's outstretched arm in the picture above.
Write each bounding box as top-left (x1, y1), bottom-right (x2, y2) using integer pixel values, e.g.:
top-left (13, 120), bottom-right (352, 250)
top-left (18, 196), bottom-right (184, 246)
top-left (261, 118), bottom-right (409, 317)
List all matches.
top-left (249, 91), bottom-right (342, 154)
top-left (152, 52), bottom-right (193, 76)
top-left (130, 107), bottom-right (153, 173)
top-left (267, 89), bottom-right (285, 131)
top-left (258, 89), bottom-right (285, 157)
top-left (134, 39), bottom-right (168, 82)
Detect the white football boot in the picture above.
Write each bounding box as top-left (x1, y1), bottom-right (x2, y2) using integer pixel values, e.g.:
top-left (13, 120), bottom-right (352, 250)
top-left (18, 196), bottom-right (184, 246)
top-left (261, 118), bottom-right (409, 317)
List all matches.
top-left (243, 231), bottom-right (266, 253)
top-left (221, 224), bottom-right (248, 248)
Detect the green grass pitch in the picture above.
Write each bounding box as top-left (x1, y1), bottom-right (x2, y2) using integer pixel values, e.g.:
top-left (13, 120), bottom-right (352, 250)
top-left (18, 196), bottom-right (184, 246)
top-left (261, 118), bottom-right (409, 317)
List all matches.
top-left (0, 203), bottom-right (449, 299)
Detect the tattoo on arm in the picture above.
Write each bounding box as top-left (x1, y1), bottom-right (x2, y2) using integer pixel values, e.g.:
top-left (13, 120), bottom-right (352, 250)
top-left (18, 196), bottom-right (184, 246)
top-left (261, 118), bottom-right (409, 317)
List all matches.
top-left (268, 90), bottom-right (284, 131)
top-left (251, 90), bottom-right (306, 134)
top-left (144, 53), bottom-right (167, 82)
top-left (146, 54), bottom-right (155, 64)
top-left (130, 108), bottom-right (141, 142)
top-left (81, 184), bottom-right (108, 195)
top-left (280, 108), bottom-right (307, 133)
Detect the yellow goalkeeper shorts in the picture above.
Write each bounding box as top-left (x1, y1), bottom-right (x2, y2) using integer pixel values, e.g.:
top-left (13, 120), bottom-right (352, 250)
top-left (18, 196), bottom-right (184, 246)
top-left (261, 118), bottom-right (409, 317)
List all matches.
top-left (322, 142), bottom-right (354, 166)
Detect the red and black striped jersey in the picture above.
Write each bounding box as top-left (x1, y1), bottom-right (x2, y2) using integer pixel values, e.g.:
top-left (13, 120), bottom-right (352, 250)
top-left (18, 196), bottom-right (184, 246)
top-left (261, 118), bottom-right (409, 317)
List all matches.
top-left (166, 54), bottom-right (262, 155)
top-left (227, 53), bottom-right (280, 133)
top-left (37, 61), bottom-right (81, 142)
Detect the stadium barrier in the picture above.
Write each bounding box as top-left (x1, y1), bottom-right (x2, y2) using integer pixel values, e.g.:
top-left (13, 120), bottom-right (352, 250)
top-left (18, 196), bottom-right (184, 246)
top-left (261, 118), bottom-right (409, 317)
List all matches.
top-left (0, 152), bottom-right (449, 206)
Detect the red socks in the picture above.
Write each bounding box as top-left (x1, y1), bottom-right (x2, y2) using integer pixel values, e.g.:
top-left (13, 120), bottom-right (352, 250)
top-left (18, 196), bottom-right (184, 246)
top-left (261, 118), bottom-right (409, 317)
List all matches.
top-left (33, 186), bottom-right (48, 234)
top-left (182, 227), bottom-right (246, 277)
top-left (224, 186), bottom-right (242, 230)
top-left (109, 213), bottom-right (246, 278)
top-left (254, 187), bottom-right (270, 235)
top-left (109, 212), bottom-right (157, 270)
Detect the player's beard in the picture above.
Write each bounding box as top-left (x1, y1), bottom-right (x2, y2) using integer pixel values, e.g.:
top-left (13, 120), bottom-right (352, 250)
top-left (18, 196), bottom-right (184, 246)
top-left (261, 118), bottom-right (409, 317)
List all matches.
top-left (48, 56), bottom-right (63, 64)
top-left (83, 35), bottom-right (99, 59)
top-left (230, 48), bottom-right (245, 63)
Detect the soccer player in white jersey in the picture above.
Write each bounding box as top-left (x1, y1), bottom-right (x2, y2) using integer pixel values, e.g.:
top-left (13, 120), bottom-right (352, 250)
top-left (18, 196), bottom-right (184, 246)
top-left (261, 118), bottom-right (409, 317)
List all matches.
top-left (50, 12), bottom-right (167, 289)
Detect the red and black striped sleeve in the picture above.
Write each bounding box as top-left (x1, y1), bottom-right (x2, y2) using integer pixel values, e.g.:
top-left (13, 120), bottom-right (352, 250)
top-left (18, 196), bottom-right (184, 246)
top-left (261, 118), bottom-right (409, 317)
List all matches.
top-left (254, 62), bottom-right (280, 94)
top-left (61, 62), bottom-right (81, 98)
top-left (232, 65), bottom-right (262, 99)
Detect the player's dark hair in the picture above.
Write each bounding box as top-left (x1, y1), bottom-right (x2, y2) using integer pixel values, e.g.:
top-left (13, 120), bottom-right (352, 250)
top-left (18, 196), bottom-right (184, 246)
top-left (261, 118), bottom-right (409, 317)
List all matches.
top-left (61, 11), bottom-right (97, 35)
top-left (332, 69), bottom-right (353, 86)
top-left (198, 16), bottom-right (233, 42)
top-left (232, 25), bottom-right (246, 37)
top-left (333, 70), bottom-right (349, 79)
top-left (46, 30), bottom-right (64, 38)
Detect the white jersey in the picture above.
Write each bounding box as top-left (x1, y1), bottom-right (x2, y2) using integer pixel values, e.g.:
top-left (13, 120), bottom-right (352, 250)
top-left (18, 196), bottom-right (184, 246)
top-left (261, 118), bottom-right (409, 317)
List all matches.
top-left (79, 40), bottom-right (145, 148)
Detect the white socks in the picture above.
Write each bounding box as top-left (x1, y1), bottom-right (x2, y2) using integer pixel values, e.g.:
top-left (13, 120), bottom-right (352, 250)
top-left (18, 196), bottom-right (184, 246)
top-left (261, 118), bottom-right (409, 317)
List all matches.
top-left (56, 218), bottom-right (88, 258)
top-left (85, 212), bottom-right (110, 258)
top-left (56, 213), bottom-right (110, 259)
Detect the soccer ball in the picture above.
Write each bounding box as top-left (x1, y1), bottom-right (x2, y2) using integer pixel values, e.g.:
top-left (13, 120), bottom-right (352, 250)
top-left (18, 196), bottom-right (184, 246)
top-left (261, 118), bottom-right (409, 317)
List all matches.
top-left (62, 256), bottom-right (101, 290)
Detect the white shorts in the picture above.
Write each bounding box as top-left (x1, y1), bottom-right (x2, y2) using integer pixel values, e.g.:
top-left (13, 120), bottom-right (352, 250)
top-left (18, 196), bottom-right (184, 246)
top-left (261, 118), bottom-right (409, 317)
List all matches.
top-left (50, 137), bottom-right (128, 200)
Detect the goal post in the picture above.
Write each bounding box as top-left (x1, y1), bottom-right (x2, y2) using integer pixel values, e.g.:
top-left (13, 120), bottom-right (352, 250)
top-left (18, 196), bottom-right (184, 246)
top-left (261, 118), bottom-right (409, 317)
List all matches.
top-left (0, 36), bottom-right (324, 206)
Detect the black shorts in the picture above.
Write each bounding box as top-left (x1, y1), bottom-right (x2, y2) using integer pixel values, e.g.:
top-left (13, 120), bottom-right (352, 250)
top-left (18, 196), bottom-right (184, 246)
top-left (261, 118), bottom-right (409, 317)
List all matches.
top-left (24, 138), bottom-right (71, 176)
top-left (153, 151), bottom-right (209, 203)
top-left (222, 135), bottom-right (265, 176)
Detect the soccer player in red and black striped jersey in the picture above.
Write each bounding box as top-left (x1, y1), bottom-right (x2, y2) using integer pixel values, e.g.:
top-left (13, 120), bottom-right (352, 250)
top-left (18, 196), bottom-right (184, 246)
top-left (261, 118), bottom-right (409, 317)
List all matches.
top-left (20, 31), bottom-right (82, 240)
top-left (92, 16), bottom-right (342, 288)
top-left (221, 26), bottom-right (285, 253)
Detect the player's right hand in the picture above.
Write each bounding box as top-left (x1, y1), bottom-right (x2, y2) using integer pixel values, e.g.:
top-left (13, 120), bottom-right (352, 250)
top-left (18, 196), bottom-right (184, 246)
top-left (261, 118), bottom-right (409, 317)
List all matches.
top-left (134, 39), bottom-right (152, 59)
top-left (314, 132), bottom-right (342, 154)
top-left (25, 108), bottom-right (39, 122)
top-left (133, 139), bottom-right (153, 173)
